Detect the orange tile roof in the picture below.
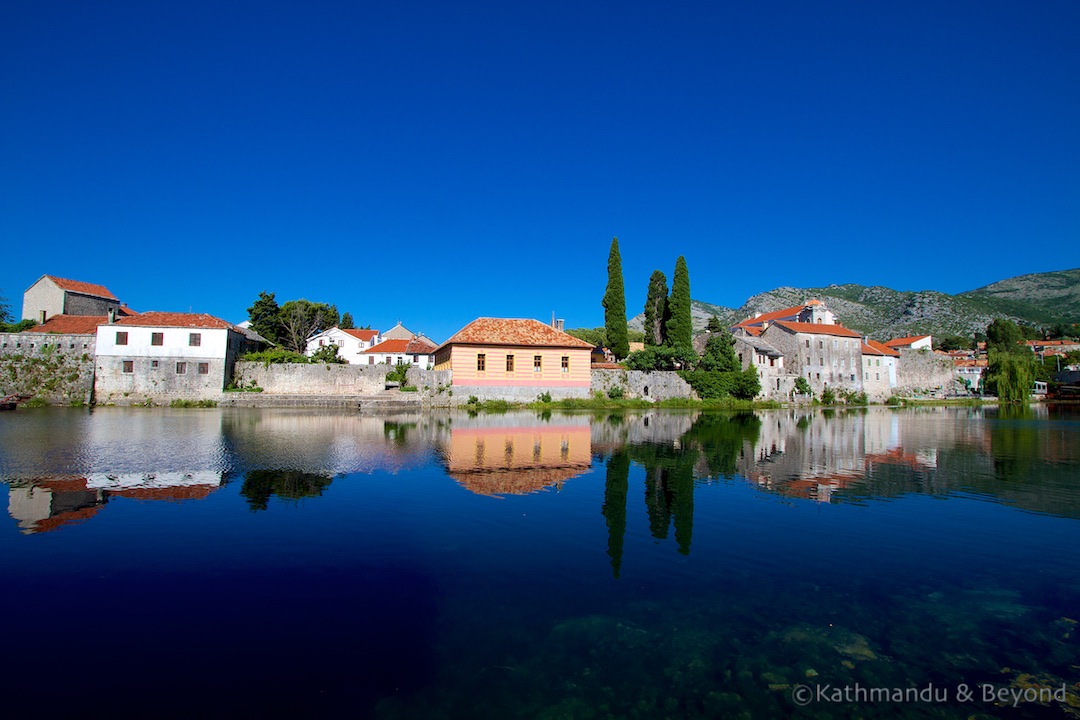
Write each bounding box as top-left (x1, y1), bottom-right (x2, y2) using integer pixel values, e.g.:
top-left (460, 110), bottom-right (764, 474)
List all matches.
top-left (734, 304), bottom-right (808, 328)
top-left (865, 339), bottom-right (900, 357)
top-left (884, 335), bottom-right (931, 348)
top-left (365, 337), bottom-right (438, 354)
top-left (770, 321), bottom-right (862, 338)
top-left (438, 318), bottom-right (594, 350)
top-left (26, 315), bottom-right (106, 334)
top-left (342, 328), bottom-right (379, 341)
top-left (44, 275), bottom-right (117, 300)
top-left (954, 358), bottom-right (988, 368)
top-left (112, 312), bottom-right (234, 329)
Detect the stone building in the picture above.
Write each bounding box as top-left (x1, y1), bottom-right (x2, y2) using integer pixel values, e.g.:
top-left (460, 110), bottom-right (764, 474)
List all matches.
top-left (732, 299), bottom-right (837, 336)
top-left (22, 275), bottom-right (124, 323)
top-left (94, 312), bottom-right (264, 403)
top-left (760, 320), bottom-right (865, 395)
top-left (860, 339), bottom-right (899, 400)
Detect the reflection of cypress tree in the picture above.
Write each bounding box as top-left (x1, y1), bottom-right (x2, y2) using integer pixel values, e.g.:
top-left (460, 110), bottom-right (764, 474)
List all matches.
top-left (682, 412), bottom-right (762, 478)
top-left (602, 450), bottom-right (630, 578)
top-left (671, 461), bottom-right (694, 556)
top-left (990, 406), bottom-right (1039, 480)
top-left (240, 469), bottom-right (334, 511)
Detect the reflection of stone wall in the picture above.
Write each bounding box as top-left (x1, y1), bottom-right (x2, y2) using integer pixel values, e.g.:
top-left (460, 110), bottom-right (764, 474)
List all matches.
top-left (590, 411), bottom-right (699, 453)
top-left (591, 369), bottom-right (696, 401)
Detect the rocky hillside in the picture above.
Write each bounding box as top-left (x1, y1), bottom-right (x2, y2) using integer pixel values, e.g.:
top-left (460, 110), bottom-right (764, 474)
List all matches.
top-left (629, 268), bottom-right (1080, 340)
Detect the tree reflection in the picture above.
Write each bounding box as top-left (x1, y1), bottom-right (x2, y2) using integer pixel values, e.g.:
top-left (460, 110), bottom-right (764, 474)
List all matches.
top-left (990, 405), bottom-right (1040, 481)
top-left (681, 413), bottom-right (762, 478)
top-left (602, 450), bottom-right (630, 578)
top-left (240, 469), bottom-right (335, 511)
top-left (633, 442), bottom-right (697, 556)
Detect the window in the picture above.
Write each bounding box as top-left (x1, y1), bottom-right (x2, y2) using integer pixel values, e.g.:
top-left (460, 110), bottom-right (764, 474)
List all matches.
top-left (413, 354), bottom-right (419, 363)
top-left (805, 339), bottom-right (810, 348)
top-left (116, 331), bottom-right (128, 345)
top-left (534, 355), bottom-right (542, 372)
top-left (151, 332), bottom-right (163, 346)
top-left (368, 356), bottom-right (374, 365)
top-left (876, 373), bottom-right (880, 380)
top-left (189, 333), bottom-right (201, 347)
top-left (819, 340), bottom-right (823, 349)
top-left (176, 362), bottom-right (187, 374)
top-left (151, 360), bottom-right (159, 368)
top-left (198, 362), bottom-right (209, 375)
top-left (385, 356), bottom-right (392, 365)
top-left (506, 354), bottom-right (514, 372)
top-left (477, 353), bottom-right (486, 372)
top-left (122, 360), bottom-right (133, 373)
top-left (851, 374), bottom-right (855, 381)
top-left (561, 356), bottom-right (569, 372)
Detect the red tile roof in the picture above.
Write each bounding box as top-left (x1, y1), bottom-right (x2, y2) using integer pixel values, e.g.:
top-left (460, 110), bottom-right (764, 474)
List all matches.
top-left (859, 341), bottom-right (902, 358)
top-left (734, 304), bottom-right (808, 328)
top-left (342, 328), bottom-right (379, 341)
top-left (112, 312), bottom-right (234, 329)
top-left (437, 318), bottom-right (594, 350)
top-left (365, 337), bottom-right (438, 354)
top-left (770, 321), bottom-right (862, 338)
top-left (26, 315), bottom-right (106, 334)
top-left (954, 358), bottom-right (988, 368)
top-left (884, 335), bottom-right (931, 348)
top-left (44, 275), bottom-right (117, 300)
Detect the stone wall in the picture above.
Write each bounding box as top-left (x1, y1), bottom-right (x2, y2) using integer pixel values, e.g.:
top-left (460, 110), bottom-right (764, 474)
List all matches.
top-left (591, 368), bottom-right (697, 401)
top-left (95, 355), bottom-right (227, 404)
top-left (895, 349), bottom-right (962, 397)
top-left (449, 383), bottom-right (592, 404)
top-left (0, 333), bottom-right (96, 403)
top-left (233, 361), bottom-right (390, 395)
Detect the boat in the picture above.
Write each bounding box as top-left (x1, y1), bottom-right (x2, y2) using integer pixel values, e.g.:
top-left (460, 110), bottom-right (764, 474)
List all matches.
top-left (1, 395), bottom-right (20, 411)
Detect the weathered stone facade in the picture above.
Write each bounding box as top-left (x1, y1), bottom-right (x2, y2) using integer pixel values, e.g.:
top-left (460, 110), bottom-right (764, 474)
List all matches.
top-left (233, 361), bottom-right (390, 395)
top-left (95, 356), bottom-right (229, 404)
top-left (762, 324), bottom-right (864, 396)
top-left (0, 332), bottom-right (96, 403)
top-left (895, 349), bottom-right (961, 397)
top-left (590, 368), bottom-right (696, 401)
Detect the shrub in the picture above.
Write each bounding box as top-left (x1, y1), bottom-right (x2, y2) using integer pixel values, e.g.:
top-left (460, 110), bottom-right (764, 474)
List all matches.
top-left (793, 377), bottom-right (812, 395)
top-left (537, 391), bottom-right (552, 403)
top-left (885, 395), bottom-right (903, 406)
top-left (241, 348), bottom-right (309, 366)
top-left (624, 345), bottom-right (697, 371)
top-left (607, 386), bottom-right (625, 400)
top-left (170, 399), bottom-right (218, 408)
top-left (820, 387), bottom-right (837, 405)
top-left (310, 344), bottom-right (346, 364)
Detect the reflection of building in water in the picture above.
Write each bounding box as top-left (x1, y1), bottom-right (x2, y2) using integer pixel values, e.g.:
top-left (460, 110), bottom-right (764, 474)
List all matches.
top-left (6, 471), bottom-right (225, 534)
top-left (443, 419), bottom-right (592, 496)
top-left (590, 411), bottom-right (699, 457)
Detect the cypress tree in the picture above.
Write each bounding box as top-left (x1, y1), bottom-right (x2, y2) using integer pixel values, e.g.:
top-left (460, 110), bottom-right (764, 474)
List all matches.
top-left (602, 237), bottom-right (630, 359)
top-left (665, 256), bottom-right (692, 349)
top-left (643, 270), bottom-right (668, 347)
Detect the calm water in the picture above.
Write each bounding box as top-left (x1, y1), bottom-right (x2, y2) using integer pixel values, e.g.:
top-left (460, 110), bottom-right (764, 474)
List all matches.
top-left (1, 405), bottom-right (1079, 718)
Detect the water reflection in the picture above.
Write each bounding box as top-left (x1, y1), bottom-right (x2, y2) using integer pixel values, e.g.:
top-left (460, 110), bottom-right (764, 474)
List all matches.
top-left (439, 415), bottom-right (592, 496)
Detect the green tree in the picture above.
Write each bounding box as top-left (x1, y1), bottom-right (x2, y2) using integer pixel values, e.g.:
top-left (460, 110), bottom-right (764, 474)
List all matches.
top-left (643, 270), bottom-right (668, 347)
top-left (698, 332), bottom-right (740, 372)
top-left (986, 318), bottom-right (1024, 354)
top-left (566, 327), bottom-right (607, 348)
top-left (602, 237), bottom-right (629, 359)
top-left (340, 312), bottom-right (355, 330)
top-left (985, 351), bottom-right (1035, 403)
top-left (246, 291), bottom-right (281, 345)
top-left (665, 256), bottom-right (692, 350)
top-left (310, 343), bottom-right (346, 364)
top-left (706, 315), bottom-right (722, 334)
top-left (0, 290), bottom-right (11, 325)
top-left (278, 299), bottom-right (340, 353)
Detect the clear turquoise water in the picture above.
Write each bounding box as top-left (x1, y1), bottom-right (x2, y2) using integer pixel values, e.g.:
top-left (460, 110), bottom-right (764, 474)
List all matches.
top-left (1, 405), bottom-right (1078, 718)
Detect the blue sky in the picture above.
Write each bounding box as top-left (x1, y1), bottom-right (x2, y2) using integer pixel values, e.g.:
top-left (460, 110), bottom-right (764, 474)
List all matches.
top-left (2, 1), bottom-right (1078, 342)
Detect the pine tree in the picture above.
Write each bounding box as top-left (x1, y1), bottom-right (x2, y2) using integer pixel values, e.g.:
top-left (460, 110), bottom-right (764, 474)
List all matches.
top-left (665, 256), bottom-right (692, 350)
top-left (602, 237), bottom-right (630, 359)
top-left (340, 312), bottom-right (355, 330)
top-left (246, 291), bottom-right (281, 344)
top-left (643, 270), bottom-right (668, 347)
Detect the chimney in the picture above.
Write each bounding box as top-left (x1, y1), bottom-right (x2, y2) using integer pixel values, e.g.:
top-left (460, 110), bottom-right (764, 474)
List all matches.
top-left (556, 319), bottom-right (565, 332)
top-left (107, 308), bottom-right (116, 324)
top-left (39, 310), bottom-right (46, 324)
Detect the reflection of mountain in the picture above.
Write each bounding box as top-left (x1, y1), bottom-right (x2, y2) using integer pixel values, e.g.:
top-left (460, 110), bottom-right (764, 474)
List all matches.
top-left (442, 419), bottom-right (592, 497)
top-left (6, 472), bottom-right (225, 534)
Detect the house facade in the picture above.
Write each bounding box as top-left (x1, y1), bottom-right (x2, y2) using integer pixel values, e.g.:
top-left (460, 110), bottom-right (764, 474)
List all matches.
top-left (22, 275), bottom-right (123, 323)
top-left (362, 336), bottom-right (438, 369)
top-left (861, 339), bottom-right (899, 399)
top-left (305, 327), bottom-right (381, 364)
top-left (94, 312), bottom-right (263, 402)
top-left (433, 318), bottom-right (593, 401)
top-left (885, 335), bottom-right (933, 352)
top-left (760, 321), bottom-right (864, 395)
top-left (381, 322), bottom-right (417, 341)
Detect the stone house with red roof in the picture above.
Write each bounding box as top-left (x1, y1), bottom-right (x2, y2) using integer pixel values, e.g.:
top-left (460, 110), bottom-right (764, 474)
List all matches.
top-left (861, 339), bottom-right (900, 398)
top-left (732, 299), bottom-right (837, 337)
top-left (433, 318), bottom-right (594, 401)
top-left (759, 320), bottom-right (865, 396)
top-left (22, 274), bottom-right (123, 323)
top-left (94, 312), bottom-right (264, 403)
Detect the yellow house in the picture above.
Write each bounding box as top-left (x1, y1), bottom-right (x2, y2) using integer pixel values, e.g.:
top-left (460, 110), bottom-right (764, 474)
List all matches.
top-left (433, 318), bottom-right (593, 396)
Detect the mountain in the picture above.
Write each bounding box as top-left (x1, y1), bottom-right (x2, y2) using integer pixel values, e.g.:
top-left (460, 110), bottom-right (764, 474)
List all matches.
top-left (629, 268), bottom-right (1080, 340)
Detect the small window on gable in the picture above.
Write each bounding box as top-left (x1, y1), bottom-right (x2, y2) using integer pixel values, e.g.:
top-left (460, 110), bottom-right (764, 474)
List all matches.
top-left (151, 332), bottom-right (163, 346)
top-left (189, 333), bottom-right (201, 347)
top-left (116, 331), bottom-right (128, 346)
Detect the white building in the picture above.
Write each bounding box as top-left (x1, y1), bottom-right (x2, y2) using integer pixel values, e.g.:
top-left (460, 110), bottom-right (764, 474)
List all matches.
top-left (305, 327), bottom-right (381, 364)
top-left (94, 312), bottom-right (263, 402)
top-left (362, 336), bottom-right (438, 369)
